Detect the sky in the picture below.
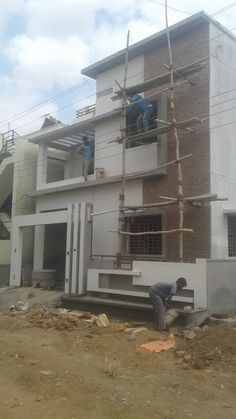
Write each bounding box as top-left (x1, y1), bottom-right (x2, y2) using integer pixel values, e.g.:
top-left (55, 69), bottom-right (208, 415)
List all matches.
top-left (0, 0), bottom-right (236, 135)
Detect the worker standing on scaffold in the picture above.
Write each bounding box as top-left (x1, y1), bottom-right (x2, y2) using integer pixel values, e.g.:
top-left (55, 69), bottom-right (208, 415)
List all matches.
top-left (127, 92), bottom-right (153, 133)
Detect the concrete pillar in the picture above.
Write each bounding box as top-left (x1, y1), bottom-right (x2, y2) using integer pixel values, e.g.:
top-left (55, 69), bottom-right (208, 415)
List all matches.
top-left (65, 204), bottom-right (73, 294)
top-left (78, 203), bottom-right (92, 295)
top-left (64, 161), bottom-right (70, 179)
top-left (37, 143), bottom-right (47, 188)
top-left (9, 224), bottom-right (23, 286)
top-left (71, 203), bottom-right (80, 294)
top-left (33, 225), bottom-right (45, 270)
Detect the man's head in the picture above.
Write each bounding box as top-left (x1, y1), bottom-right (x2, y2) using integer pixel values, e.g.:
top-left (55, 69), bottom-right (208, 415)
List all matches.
top-left (176, 277), bottom-right (187, 291)
top-left (82, 135), bottom-right (89, 144)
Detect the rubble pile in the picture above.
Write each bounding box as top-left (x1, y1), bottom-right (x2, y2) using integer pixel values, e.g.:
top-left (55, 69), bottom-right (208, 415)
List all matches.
top-left (10, 303), bottom-right (110, 332)
top-left (175, 325), bottom-right (236, 370)
top-left (26, 309), bottom-right (83, 331)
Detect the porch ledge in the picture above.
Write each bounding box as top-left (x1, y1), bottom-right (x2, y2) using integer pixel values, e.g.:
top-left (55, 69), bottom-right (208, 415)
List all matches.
top-left (28, 168), bottom-right (166, 197)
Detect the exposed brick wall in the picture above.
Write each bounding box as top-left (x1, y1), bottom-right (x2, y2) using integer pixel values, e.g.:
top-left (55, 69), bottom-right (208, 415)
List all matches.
top-left (143, 23), bottom-right (211, 262)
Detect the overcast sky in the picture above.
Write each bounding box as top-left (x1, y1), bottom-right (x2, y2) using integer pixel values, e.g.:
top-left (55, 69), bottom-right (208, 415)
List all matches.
top-left (0, 0), bottom-right (236, 135)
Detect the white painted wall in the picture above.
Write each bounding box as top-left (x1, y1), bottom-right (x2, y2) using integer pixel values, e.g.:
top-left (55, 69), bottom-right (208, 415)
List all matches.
top-left (133, 259), bottom-right (207, 309)
top-left (87, 259), bottom-right (207, 309)
top-left (96, 55), bottom-right (144, 115)
top-left (207, 259), bottom-right (236, 313)
top-left (36, 179), bottom-right (142, 256)
top-left (95, 117), bottom-right (159, 178)
top-left (209, 24), bottom-right (236, 258)
top-left (93, 54), bottom-right (160, 178)
top-left (12, 137), bottom-right (38, 264)
top-left (0, 241), bottom-right (11, 264)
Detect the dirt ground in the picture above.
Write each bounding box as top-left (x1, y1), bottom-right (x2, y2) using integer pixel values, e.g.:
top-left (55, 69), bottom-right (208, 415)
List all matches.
top-left (0, 309), bottom-right (236, 419)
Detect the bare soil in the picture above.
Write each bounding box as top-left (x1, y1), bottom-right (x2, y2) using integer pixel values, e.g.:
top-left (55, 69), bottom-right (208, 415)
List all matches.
top-left (0, 311), bottom-right (236, 419)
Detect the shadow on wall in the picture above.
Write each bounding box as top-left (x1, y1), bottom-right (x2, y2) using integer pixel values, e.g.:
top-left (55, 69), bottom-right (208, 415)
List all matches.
top-left (209, 287), bottom-right (236, 314)
top-left (0, 265), bottom-right (10, 287)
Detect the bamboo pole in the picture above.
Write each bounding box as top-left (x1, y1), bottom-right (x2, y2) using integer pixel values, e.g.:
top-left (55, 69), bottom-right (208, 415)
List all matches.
top-left (91, 208), bottom-right (121, 217)
top-left (117, 30), bottom-right (130, 267)
top-left (113, 57), bottom-right (207, 97)
top-left (165, 0), bottom-right (185, 262)
top-left (126, 200), bottom-right (177, 210)
top-left (111, 79), bottom-right (188, 102)
top-left (124, 117), bottom-right (200, 142)
top-left (110, 228), bottom-right (193, 236)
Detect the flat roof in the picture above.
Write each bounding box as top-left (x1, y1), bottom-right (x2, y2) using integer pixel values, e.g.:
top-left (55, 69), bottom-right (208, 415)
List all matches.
top-left (82, 11), bottom-right (235, 79)
top-left (27, 109), bottom-right (121, 145)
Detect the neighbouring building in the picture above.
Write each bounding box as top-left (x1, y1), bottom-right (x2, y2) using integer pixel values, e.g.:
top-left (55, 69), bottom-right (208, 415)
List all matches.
top-left (9, 12), bottom-right (236, 313)
top-left (0, 130), bottom-right (19, 284)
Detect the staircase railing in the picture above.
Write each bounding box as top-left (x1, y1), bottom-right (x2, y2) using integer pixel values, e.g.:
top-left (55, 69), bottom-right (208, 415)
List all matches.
top-left (0, 130), bottom-right (18, 163)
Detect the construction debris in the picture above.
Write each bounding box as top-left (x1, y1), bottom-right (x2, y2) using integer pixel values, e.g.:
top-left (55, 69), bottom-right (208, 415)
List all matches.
top-left (123, 327), bottom-right (148, 335)
top-left (9, 303), bottom-right (109, 331)
top-left (139, 334), bottom-right (175, 353)
top-left (175, 325), bottom-right (236, 369)
top-left (10, 301), bottom-right (30, 313)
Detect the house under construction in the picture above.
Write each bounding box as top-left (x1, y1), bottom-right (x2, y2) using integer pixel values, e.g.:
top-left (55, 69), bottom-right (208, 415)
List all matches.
top-left (9, 11), bottom-right (236, 314)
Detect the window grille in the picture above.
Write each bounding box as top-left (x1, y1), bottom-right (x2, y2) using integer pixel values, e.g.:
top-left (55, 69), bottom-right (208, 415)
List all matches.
top-left (228, 215), bottom-right (236, 256)
top-left (128, 215), bottom-right (162, 255)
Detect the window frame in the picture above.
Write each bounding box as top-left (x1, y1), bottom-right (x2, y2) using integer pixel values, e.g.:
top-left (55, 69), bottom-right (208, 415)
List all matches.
top-left (228, 215), bottom-right (236, 257)
top-left (123, 209), bottom-right (166, 259)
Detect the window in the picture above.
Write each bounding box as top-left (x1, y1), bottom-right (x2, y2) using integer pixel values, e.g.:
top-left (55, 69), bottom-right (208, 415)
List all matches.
top-left (127, 214), bottom-right (162, 256)
top-left (0, 220), bottom-right (10, 240)
top-left (228, 216), bottom-right (236, 256)
top-left (126, 98), bottom-right (158, 149)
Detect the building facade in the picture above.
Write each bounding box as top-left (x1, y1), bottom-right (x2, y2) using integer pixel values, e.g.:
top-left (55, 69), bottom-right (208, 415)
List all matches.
top-left (9, 12), bottom-right (236, 307)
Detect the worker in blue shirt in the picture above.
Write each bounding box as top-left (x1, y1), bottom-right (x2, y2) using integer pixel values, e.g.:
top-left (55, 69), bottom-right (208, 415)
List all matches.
top-left (76, 136), bottom-right (93, 180)
top-left (127, 93), bottom-right (153, 133)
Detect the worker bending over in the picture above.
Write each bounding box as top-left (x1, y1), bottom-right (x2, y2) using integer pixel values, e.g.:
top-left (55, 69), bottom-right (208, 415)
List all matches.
top-left (149, 277), bottom-right (187, 330)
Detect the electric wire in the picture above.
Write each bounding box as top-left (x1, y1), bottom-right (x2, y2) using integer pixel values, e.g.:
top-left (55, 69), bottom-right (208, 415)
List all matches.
top-left (0, 79), bottom-right (92, 128)
top-left (211, 2), bottom-right (236, 17)
top-left (2, 21), bottom-right (236, 131)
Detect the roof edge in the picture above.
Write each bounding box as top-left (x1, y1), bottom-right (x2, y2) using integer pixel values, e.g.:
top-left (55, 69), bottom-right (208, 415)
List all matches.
top-left (82, 11), bottom-right (235, 79)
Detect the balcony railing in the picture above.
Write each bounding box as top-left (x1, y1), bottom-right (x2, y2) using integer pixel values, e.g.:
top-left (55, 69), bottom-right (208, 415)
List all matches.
top-left (0, 130), bottom-right (18, 163)
top-left (76, 104), bottom-right (96, 119)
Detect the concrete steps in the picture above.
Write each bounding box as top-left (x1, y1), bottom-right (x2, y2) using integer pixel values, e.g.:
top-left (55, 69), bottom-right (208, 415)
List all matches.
top-left (61, 294), bottom-right (209, 326)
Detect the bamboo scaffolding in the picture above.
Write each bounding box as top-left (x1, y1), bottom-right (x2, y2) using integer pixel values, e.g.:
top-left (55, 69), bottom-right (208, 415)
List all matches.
top-left (165, 0), bottom-right (185, 261)
top-left (91, 194), bottom-right (228, 217)
top-left (122, 117), bottom-right (200, 143)
top-left (125, 200), bottom-right (177, 210)
top-left (110, 228), bottom-right (193, 236)
top-left (111, 79), bottom-right (189, 102)
top-left (113, 57), bottom-right (207, 98)
top-left (156, 118), bottom-right (194, 133)
top-left (117, 30), bottom-right (130, 267)
top-left (106, 2), bottom-right (226, 265)
top-left (163, 63), bottom-right (195, 86)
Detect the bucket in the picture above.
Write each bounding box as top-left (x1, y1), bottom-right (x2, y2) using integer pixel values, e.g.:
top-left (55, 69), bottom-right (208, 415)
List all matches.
top-left (166, 309), bottom-right (179, 326)
top-left (95, 167), bottom-right (105, 179)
